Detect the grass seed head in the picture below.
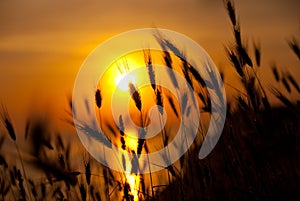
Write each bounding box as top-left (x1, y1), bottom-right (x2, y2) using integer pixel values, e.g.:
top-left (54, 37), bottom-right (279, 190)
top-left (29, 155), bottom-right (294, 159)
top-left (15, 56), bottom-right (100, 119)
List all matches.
top-left (272, 65), bottom-right (280, 82)
top-left (95, 89), bottom-right (102, 109)
top-left (128, 82), bottom-right (142, 111)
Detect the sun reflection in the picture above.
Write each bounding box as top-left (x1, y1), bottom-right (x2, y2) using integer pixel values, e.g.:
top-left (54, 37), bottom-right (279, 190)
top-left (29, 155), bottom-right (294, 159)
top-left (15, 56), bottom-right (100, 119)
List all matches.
top-left (124, 133), bottom-right (138, 152)
top-left (123, 134), bottom-right (140, 201)
top-left (125, 170), bottom-right (140, 201)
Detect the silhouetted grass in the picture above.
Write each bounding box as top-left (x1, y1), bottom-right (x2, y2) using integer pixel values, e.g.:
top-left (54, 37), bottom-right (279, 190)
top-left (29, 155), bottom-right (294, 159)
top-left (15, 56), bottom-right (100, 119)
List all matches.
top-left (0, 1), bottom-right (299, 200)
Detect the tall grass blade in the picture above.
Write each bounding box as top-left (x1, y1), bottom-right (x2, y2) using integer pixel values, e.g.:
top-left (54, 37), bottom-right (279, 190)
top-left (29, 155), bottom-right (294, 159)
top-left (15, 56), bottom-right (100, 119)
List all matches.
top-left (188, 65), bottom-right (206, 87)
top-left (128, 82), bottom-right (142, 111)
top-left (164, 51), bottom-right (179, 89)
top-left (119, 115), bottom-right (126, 150)
top-left (80, 184), bottom-right (87, 201)
top-left (144, 49), bottom-right (156, 91)
top-left (0, 155), bottom-right (8, 169)
top-left (225, 0), bottom-right (236, 26)
top-left (95, 89), bottom-right (102, 109)
top-left (167, 96), bottom-right (179, 118)
top-left (281, 77), bottom-right (291, 93)
top-left (156, 87), bottom-right (164, 115)
top-left (288, 38), bottom-right (300, 60)
top-left (0, 104), bottom-right (16, 141)
top-left (271, 88), bottom-right (300, 113)
top-left (254, 41), bottom-right (261, 67)
top-left (234, 25), bottom-right (242, 47)
top-left (272, 65), bottom-right (280, 82)
top-left (287, 73), bottom-right (300, 93)
top-left (227, 48), bottom-right (243, 77)
top-left (84, 160), bottom-right (91, 185)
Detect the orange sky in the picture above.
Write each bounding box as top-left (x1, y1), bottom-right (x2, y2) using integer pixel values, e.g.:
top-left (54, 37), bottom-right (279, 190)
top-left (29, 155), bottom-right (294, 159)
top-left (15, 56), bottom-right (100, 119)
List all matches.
top-left (0, 0), bottom-right (300, 133)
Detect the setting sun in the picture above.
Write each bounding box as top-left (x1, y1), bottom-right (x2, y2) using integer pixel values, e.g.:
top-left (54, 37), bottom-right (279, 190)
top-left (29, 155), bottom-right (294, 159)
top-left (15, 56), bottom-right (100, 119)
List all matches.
top-left (116, 73), bottom-right (137, 91)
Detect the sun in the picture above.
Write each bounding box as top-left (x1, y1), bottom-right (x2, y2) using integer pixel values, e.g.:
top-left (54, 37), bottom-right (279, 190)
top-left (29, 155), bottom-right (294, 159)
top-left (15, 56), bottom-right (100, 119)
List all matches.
top-left (116, 73), bottom-right (137, 91)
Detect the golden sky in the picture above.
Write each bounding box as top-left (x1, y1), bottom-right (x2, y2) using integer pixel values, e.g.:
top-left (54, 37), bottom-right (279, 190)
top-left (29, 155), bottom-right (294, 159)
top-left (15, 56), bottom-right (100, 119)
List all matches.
top-left (0, 0), bottom-right (299, 132)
